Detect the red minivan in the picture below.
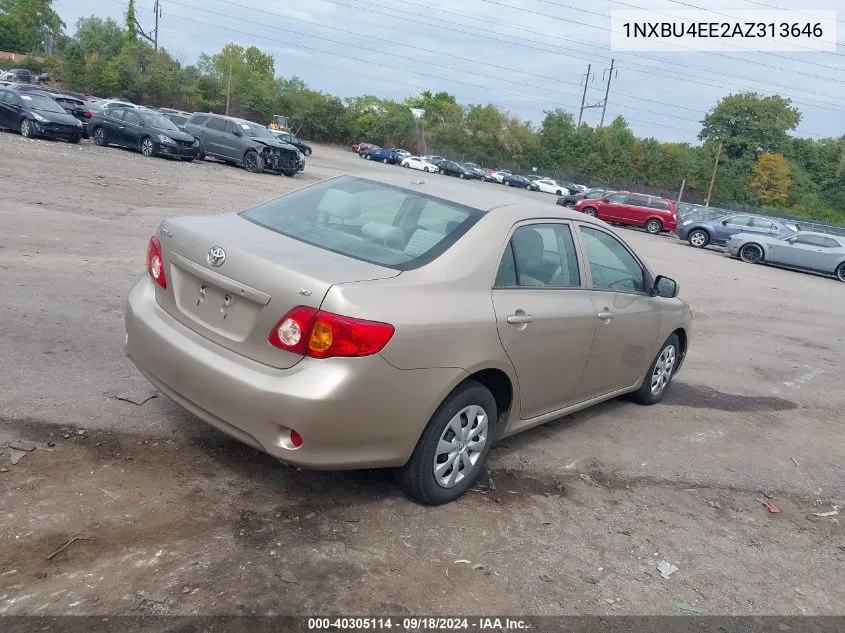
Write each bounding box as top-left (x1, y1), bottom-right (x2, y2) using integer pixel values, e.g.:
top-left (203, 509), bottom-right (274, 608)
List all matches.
top-left (573, 191), bottom-right (678, 235)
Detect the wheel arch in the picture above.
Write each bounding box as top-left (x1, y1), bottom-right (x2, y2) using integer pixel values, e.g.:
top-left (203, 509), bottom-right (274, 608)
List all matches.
top-left (672, 327), bottom-right (688, 371)
top-left (645, 216), bottom-right (664, 228)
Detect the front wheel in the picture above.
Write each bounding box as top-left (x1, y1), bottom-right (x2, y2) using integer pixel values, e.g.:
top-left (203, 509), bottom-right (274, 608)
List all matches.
top-left (556, 190), bottom-right (562, 195)
top-left (739, 243), bottom-right (764, 264)
top-left (382, 158), bottom-right (388, 164)
top-left (20, 119), bottom-right (35, 138)
top-left (396, 381), bottom-right (497, 505)
top-left (140, 137), bottom-right (155, 157)
top-left (303, 148), bottom-right (312, 156)
top-left (459, 173), bottom-right (465, 179)
top-left (243, 149), bottom-right (264, 173)
top-left (504, 180), bottom-right (511, 186)
top-left (582, 207), bottom-right (597, 217)
top-left (836, 263), bottom-right (845, 282)
top-left (69, 135), bottom-right (81, 144)
top-left (645, 219), bottom-right (663, 234)
top-left (688, 229), bottom-right (710, 248)
top-left (563, 202), bottom-right (574, 208)
top-left (630, 334), bottom-right (680, 405)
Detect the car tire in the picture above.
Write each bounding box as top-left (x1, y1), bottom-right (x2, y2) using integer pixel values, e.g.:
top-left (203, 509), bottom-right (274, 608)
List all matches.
top-left (194, 138), bottom-right (205, 160)
top-left (504, 180), bottom-right (510, 186)
top-left (92, 127), bottom-right (107, 146)
top-left (382, 158), bottom-right (388, 164)
top-left (20, 119), bottom-right (34, 138)
top-left (835, 262), bottom-right (845, 282)
top-left (556, 190), bottom-right (562, 195)
top-left (645, 219), bottom-right (663, 234)
top-left (630, 333), bottom-right (680, 405)
top-left (303, 148), bottom-right (312, 156)
top-left (69, 134), bottom-right (81, 144)
top-left (395, 380), bottom-right (498, 506)
top-left (582, 207), bottom-right (598, 217)
top-left (140, 137), bottom-right (155, 157)
top-left (688, 229), bottom-right (710, 248)
top-left (563, 202), bottom-right (575, 208)
top-left (739, 243), bottom-right (764, 264)
top-left (243, 149), bottom-right (264, 173)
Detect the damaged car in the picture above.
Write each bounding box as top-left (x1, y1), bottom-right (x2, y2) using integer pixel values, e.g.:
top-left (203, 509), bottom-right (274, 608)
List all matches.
top-left (184, 113), bottom-right (304, 176)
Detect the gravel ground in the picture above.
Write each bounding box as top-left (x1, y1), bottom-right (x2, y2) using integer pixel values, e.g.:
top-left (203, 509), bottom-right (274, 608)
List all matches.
top-left (0, 132), bottom-right (843, 617)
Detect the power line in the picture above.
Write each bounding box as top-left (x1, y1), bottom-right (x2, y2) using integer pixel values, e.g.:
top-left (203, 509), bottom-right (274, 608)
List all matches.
top-left (315, 0), bottom-right (845, 113)
top-left (740, 0), bottom-right (845, 26)
top-left (491, 0), bottom-right (845, 83)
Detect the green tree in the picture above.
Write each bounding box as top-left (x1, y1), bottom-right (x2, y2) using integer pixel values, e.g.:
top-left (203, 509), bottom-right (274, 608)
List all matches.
top-left (0, 0), bottom-right (64, 54)
top-left (699, 93), bottom-right (801, 160)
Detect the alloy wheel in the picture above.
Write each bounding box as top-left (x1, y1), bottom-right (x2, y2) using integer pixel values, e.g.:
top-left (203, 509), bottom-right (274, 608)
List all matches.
top-left (141, 138), bottom-right (154, 157)
top-left (689, 230), bottom-right (709, 247)
top-left (432, 405), bottom-right (489, 489)
top-left (583, 208), bottom-right (597, 217)
top-left (650, 345), bottom-right (676, 396)
top-left (740, 244), bottom-right (763, 263)
top-left (646, 219), bottom-right (663, 234)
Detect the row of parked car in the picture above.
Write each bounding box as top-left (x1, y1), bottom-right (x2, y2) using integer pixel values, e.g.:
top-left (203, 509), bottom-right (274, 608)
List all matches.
top-left (351, 143), bottom-right (588, 195)
top-left (0, 82), bottom-right (308, 176)
top-left (556, 187), bottom-right (845, 282)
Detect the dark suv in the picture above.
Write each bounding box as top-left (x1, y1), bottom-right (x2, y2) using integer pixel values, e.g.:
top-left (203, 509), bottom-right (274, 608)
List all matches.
top-left (184, 113), bottom-right (304, 176)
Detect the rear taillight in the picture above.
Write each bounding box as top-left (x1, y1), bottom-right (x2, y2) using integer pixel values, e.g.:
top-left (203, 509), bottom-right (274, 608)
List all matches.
top-left (268, 306), bottom-right (394, 359)
top-left (146, 236), bottom-right (166, 289)
top-left (84, 111), bottom-right (92, 118)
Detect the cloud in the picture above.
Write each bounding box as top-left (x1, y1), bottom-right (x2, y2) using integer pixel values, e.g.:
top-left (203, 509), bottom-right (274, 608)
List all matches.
top-left (55, 0), bottom-right (845, 142)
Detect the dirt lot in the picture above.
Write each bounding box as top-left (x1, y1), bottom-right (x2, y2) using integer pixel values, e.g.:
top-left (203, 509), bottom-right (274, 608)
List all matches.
top-left (1, 133), bottom-right (843, 618)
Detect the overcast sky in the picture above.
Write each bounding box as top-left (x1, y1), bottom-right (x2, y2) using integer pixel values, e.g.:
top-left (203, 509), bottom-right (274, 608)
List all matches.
top-left (54, 0), bottom-right (845, 144)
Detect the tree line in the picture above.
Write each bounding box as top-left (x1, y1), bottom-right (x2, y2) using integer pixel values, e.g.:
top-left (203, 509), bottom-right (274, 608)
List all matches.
top-left (2, 0), bottom-right (844, 223)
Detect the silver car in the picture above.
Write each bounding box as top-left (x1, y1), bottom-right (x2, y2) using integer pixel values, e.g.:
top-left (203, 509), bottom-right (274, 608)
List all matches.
top-left (727, 231), bottom-right (845, 282)
top-left (124, 173), bottom-right (693, 505)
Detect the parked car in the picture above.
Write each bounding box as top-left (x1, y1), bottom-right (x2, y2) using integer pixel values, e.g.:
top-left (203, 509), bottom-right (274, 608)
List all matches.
top-left (48, 92), bottom-right (92, 139)
top-left (439, 160), bottom-right (480, 179)
top-left (185, 113), bottom-right (304, 175)
top-left (392, 148), bottom-right (411, 159)
top-left (574, 191), bottom-right (678, 235)
top-left (124, 172), bottom-right (692, 505)
top-left (400, 156), bottom-right (440, 172)
top-left (557, 188), bottom-right (615, 208)
top-left (361, 146), bottom-right (401, 164)
top-left (3, 68), bottom-right (31, 83)
top-left (531, 178), bottom-right (569, 195)
top-left (91, 106), bottom-right (200, 160)
top-left (0, 87), bottom-right (83, 143)
top-left (271, 130), bottom-right (312, 156)
top-left (526, 175), bottom-right (541, 182)
top-left (728, 231), bottom-right (845, 282)
top-left (488, 170), bottom-right (512, 184)
top-left (460, 163), bottom-right (487, 180)
top-left (160, 110), bottom-right (193, 131)
top-left (676, 214), bottom-right (798, 249)
top-left (86, 98), bottom-right (138, 116)
top-left (352, 142), bottom-right (378, 153)
top-left (502, 174), bottom-right (532, 188)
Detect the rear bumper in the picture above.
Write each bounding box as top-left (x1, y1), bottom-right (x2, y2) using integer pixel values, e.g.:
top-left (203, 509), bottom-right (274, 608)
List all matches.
top-left (124, 276), bottom-right (464, 469)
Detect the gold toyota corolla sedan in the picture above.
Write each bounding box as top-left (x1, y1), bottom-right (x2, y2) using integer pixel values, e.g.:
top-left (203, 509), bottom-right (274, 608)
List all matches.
top-left (125, 172), bottom-right (693, 504)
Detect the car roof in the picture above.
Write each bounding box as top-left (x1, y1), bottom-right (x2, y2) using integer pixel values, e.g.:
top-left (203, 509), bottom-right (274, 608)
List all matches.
top-left (346, 172), bottom-right (605, 222)
top-left (795, 230), bottom-right (841, 239)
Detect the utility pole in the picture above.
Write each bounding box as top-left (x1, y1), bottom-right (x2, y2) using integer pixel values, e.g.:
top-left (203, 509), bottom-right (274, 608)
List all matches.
top-left (135, 0), bottom-right (161, 50)
top-left (704, 140), bottom-right (723, 207)
top-left (677, 178), bottom-right (686, 203)
top-left (577, 64), bottom-right (592, 127)
top-left (599, 58), bottom-right (616, 128)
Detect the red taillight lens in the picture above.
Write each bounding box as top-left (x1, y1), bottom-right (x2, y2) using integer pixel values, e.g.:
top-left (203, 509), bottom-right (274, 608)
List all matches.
top-left (84, 111), bottom-right (93, 118)
top-left (146, 236), bottom-right (166, 289)
top-left (290, 430), bottom-right (303, 448)
top-left (268, 306), bottom-right (394, 359)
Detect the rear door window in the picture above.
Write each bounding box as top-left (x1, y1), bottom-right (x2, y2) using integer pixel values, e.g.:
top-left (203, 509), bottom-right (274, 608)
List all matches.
top-left (241, 176), bottom-right (483, 270)
top-left (624, 195), bottom-right (650, 208)
top-left (725, 215), bottom-right (752, 227)
top-left (206, 117), bottom-right (226, 131)
top-left (498, 223), bottom-right (580, 288)
top-left (749, 217), bottom-right (776, 230)
top-left (649, 198), bottom-right (671, 210)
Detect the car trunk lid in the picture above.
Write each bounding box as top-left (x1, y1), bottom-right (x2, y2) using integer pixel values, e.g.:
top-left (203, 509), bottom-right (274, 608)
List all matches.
top-left (154, 212), bottom-right (401, 369)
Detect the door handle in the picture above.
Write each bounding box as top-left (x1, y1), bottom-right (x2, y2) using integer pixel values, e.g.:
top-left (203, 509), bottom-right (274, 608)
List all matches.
top-left (506, 314), bottom-right (533, 324)
top-left (597, 310), bottom-right (614, 320)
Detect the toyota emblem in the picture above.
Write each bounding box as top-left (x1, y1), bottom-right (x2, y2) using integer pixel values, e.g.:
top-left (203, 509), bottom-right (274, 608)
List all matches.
top-left (207, 246), bottom-right (226, 267)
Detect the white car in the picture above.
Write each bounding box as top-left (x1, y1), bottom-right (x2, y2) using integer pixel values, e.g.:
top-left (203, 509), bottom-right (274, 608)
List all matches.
top-left (533, 178), bottom-right (569, 195)
top-left (401, 156), bottom-right (440, 172)
top-left (490, 170), bottom-right (512, 184)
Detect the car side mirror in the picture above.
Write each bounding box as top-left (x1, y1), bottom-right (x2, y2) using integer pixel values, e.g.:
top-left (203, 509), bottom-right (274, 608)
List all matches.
top-left (653, 275), bottom-right (679, 298)
top-left (232, 127), bottom-right (242, 136)
top-left (721, 219), bottom-right (729, 225)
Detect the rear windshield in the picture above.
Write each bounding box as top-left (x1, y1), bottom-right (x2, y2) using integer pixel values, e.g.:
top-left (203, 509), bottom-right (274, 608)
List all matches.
top-left (241, 176), bottom-right (483, 270)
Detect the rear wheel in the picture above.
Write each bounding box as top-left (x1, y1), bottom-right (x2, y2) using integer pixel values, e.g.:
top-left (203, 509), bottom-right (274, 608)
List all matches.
top-left (688, 229), bottom-right (710, 248)
top-left (382, 158), bottom-right (388, 164)
top-left (195, 138), bottom-right (205, 160)
top-left (69, 134), bottom-right (81, 144)
top-left (563, 201), bottom-right (574, 208)
top-left (243, 149), bottom-right (264, 173)
top-left (836, 263), bottom-right (845, 282)
top-left (92, 127), bottom-right (106, 146)
top-left (630, 334), bottom-right (680, 405)
top-left (739, 243), bottom-right (764, 264)
top-left (556, 189), bottom-right (562, 195)
top-left (645, 218), bottom-right (663, 234)
top-left (303, 147), bottom-right (312, 156)
top-left (459, 173), bottom-right (465, 179)
top-left (582, 207), bottom-right (597, 217)
top-left (396, 381), bottom-right (497, 505)
top-left (20, 119), bottom-right (34, 138)
top-left (504, 180), bottom-right (511, 186)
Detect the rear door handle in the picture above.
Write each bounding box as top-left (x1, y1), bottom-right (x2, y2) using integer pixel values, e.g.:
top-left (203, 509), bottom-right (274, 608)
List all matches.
top-left (506, 314), bottom-right (533, 324)
top-left (597, 310), bottom-right (614, 320)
